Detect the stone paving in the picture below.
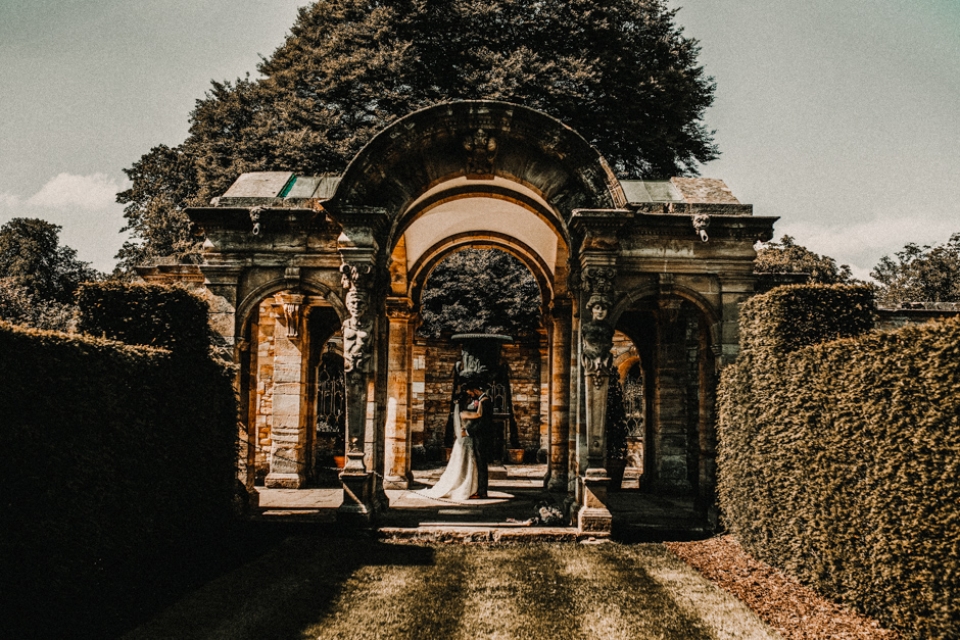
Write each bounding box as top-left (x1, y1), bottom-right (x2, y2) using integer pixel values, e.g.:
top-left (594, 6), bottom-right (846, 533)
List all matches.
top-left (256, 464), bottom-right (711, 541)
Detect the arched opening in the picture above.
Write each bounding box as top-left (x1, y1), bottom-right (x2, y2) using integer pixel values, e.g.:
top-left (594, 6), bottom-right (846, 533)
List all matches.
top-left (408, 247), bottom-right (548, 477)
top-left (241, 290), bottom-right (345, 489)
top-left (612, 294), bottom-right (717, 500)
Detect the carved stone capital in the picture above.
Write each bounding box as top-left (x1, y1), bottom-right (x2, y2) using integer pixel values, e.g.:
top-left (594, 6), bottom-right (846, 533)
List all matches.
top-left (277, 293), bottom-right (305, 338)
top-left (385, 296), bottom-right (414, 321)
top-left (334, 206), bottom-right (389, 252)
top-left (571, 208), bottom-right (631, 253)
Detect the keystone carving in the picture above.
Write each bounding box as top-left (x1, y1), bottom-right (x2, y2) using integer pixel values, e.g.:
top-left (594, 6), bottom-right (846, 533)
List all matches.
top-left (463, 128), bottom-right (497, 178)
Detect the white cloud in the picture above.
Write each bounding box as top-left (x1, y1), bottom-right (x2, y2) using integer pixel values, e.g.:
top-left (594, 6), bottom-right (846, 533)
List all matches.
top-left (0, 192), bottom-right (22, 210)
top-left (775, 215), bottom-right (959, 282)
top-left (26, 172), bottom-right (120, 211)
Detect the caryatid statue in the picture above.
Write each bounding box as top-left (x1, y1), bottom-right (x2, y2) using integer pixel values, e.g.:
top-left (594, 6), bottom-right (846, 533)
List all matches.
top-left (581, 293), bottom-right (615, 381)
top-left (340, 262), bottom-right (373, 375)
top-left (580, 266), bottom-right (617, 383)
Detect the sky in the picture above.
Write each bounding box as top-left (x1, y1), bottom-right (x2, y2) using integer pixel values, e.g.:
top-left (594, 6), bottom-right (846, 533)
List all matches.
top-left (0, 0), bottom-right (957, 277)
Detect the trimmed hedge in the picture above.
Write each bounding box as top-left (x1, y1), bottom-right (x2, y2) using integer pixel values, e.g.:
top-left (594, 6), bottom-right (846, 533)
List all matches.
top-left (737, 283), bottom-right (875, 354)
top-left (0, 321), bottom-right (237, 637)
top-left (76, 281), bottom-right (213, 353)
top-left (719, 284), bottom-right (960, 639)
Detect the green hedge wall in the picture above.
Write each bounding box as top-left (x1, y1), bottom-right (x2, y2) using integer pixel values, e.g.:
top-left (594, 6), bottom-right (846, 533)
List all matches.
top-left (0, 321), bottom-right (237, 636)
top-left (76, 281), bottom-right (213, 353)
top-left (719, 284), bottom-right (960, 639)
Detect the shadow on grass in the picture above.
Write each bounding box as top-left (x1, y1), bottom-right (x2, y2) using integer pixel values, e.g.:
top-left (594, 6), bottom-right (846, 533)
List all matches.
top-left (2, 521), bottom-right (435, 640)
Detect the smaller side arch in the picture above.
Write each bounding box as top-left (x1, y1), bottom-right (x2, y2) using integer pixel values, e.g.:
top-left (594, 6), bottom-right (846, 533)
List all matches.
top-left (236, 276), bottom-right (347, 342)
top-left (611, 284), bottom-right (721, 347)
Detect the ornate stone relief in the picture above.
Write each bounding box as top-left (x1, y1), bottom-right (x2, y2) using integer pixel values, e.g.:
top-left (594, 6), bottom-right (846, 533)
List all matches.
top-left (277, 293), bottom-right (305, 338)
top-left (463, 128), bottom-right (497, 177)
top-left (693, 213), bottom-right (711, 242)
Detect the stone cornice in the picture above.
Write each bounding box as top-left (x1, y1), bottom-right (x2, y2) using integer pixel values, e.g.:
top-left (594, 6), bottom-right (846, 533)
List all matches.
top-left (624, 213), bottom-right (778, 242)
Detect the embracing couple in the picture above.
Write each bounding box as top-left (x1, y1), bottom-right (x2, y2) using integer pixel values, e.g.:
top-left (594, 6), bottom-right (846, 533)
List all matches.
top-left (419, 381), bottom-right (493, 501)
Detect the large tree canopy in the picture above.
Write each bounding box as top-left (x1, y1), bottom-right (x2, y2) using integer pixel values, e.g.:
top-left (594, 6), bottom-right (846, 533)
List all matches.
top-left (418, 249), bottom-right (540, 338)
top-left (118, 0), bottom-right (718, 269)
top-left (871, 233), bottom-right (960, 306)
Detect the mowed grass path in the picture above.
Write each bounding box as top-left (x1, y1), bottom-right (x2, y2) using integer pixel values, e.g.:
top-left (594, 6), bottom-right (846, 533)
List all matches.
top-left (124, 538), bottom-right (777, 640)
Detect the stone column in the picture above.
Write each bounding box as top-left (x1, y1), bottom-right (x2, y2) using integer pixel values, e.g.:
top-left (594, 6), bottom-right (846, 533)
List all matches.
top-left (383, 297), bottom-right (415, 489)
top-left (335, 209), bottom-right (389, 525)
top-left (718, 276), bottom-right (756, 370)
top-left (577, 265), bottom-right (617, 533)
top-left (546, 299), bottom-right (572, 491)
top-left (264, 293), bottom-right (308, 488)
top-left (337, 255), bottom-right (380, 523)
top-left (570, 208), bottom-right (628, 534)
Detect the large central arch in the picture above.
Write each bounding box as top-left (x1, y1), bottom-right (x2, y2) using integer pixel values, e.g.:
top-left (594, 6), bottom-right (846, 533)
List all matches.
top-left (320, 102), bottom-right (628, 498)
top-left (327, 100), bottom-right (627, 229)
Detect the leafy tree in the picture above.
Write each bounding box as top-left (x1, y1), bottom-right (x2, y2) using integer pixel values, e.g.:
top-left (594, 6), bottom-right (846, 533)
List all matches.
top-left (418, 249), bottom-right (540, 338)
top-left (0, 218), bottom-right (99, 304)
top-left (119, 0), bottom-right (718, 269)
top-left (116, 145), bottom-right (202, 269)
top-left (754, 235), bottom-right (855, 284)
top-left (0, 218), bottom-right (100, 330)
top-left (871, 233), bottom-right (960, 306)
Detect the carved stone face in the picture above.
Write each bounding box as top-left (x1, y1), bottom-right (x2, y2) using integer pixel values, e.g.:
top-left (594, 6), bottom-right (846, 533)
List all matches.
top-left (346, 289), bottom-right (367, 319)
top-left (590, 302), bottom-right (609, 322)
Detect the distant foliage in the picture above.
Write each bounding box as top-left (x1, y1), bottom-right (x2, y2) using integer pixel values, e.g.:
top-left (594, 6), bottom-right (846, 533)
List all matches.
top-left (118, 0), bottom-right (719, 269)
top-left (871, 232), bottom-right (960, 306)
top-left (605, 379), bottom-right (629, 461)
top-left (419, 249), bottom-right (540, 338)
top-left (76, 281), bottom-right (214, 354)
top-left (754, 235), bottom-right (855, 284)
top-left (0, 322), bottom-right (237, 637)
top-left (719, 284), bottom-right (960, 639)
top-left (0, 218), bottom-right (100, 330)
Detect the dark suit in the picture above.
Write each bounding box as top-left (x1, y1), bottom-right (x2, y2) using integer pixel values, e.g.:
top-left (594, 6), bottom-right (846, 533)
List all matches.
top-left (466, 393), bottom-right (494, 497)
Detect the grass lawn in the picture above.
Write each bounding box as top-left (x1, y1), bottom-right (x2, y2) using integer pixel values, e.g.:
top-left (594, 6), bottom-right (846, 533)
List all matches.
top-left (123, 537), bottom-right (776, 640)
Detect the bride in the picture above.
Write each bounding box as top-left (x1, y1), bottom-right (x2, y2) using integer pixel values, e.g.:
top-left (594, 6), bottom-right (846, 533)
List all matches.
top-left (418, 398), bottom-right (479, 501)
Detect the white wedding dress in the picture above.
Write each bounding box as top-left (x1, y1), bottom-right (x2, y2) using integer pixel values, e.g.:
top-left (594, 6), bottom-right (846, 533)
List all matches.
top-left (418, 405), bottom-right (479, 501)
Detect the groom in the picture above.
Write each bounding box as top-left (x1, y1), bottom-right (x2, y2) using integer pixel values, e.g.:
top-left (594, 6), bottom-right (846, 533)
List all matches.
top-left (462, 382), bottom-right (493, 499)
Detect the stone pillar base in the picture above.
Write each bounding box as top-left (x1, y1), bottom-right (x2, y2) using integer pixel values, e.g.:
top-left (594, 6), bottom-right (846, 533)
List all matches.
top-left (578, 507), bottom-right (613, 534)
top-left (577, 468), bottom-right (613, 535)
top-left (338, 471), bottom-right (376, 527)
top-left (546, 471), bottom-right (568, 492)
top-left (264, 472), bottom-right (305, 489)
top-left (246, 486), bottom-right (260, 510)
top-left (382, 474), bottom-right (410, 490)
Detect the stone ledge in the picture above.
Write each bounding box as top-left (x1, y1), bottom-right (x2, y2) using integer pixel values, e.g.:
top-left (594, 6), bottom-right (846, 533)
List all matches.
top-left (376, 525), bottom-right (594, 543)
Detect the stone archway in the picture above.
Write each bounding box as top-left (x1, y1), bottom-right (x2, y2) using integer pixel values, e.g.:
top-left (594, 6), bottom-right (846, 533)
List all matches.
top-left (185, 99), bottom-right (777, 533)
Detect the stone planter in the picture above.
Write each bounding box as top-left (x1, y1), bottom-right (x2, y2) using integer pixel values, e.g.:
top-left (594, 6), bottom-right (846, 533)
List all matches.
top-left (333, 455), bottom-right (346, 469)
top-left (506, 448), bottom-right (524, 464)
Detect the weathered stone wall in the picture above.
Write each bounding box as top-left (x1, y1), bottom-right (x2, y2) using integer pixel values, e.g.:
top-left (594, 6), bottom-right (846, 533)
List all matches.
top-left (253, 299), bottom-right (277, 479)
